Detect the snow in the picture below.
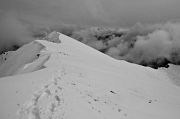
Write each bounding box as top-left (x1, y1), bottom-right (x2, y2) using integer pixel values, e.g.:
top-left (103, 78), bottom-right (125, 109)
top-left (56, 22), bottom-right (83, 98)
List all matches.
top-left (0, 51), bottom-right (14, 66)
top-left (0, 41), bottom-right (45, 77)
top-left (159, 64), bottom-right (180, 86)
top-left (0, 32), bottom-right (180, 119)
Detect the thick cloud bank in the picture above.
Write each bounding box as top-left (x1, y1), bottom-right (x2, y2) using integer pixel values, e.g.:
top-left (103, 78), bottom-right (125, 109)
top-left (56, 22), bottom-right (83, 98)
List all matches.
top-left (71, 22), bottom-right (180, 69)
top-left (117, 22), bottom-right (180, 69)
top-left (1, 13), bottom-right (180, 69)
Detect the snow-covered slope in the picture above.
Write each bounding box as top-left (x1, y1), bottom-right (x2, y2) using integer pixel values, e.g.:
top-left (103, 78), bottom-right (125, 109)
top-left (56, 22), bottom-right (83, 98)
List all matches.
top-left (0, 31), bottom-right (61, 78)
top-left (0, 32), bottom-right (180, 119)
top-left (159, 64), bottom-right (180, 87)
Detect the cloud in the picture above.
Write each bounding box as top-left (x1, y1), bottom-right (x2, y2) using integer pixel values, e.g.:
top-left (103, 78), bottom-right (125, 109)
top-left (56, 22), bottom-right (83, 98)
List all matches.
top-left (71, 27), bottom-right (125, 50)
top-left (0, 12), bottom-right (35, 53)
top-left (84, 0), bottom-right (112, 23)
top-left (1, 10), bottom-right (180, 69)
top-left (69, 21), bottom-right (180, 69)
top-left (114, 22), bottom-right (180, 68)
top-left (0, 11), bottom-right (86, 54)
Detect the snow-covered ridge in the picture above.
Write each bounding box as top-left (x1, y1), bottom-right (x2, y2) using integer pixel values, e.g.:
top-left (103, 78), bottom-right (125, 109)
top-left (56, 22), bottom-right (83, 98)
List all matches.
top-left (0, 31), bottom-right (180, 119)
top-left (0, 32), bottom-right (61, 78)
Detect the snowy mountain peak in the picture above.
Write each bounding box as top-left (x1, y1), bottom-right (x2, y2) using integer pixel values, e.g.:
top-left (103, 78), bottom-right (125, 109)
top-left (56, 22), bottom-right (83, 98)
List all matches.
top-left (0, 31), bottom-right (61, 78)
top-left (0, 31), bottom-right (180, 119)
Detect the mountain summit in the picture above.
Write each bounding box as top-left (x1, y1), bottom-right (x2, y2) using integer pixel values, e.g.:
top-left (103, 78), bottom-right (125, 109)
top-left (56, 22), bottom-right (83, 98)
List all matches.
top-left (0, 32), bottom-right (180, 119)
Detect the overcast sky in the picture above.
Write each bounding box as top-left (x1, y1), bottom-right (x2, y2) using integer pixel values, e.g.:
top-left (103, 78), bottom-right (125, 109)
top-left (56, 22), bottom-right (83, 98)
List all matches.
top-left (0, 0), bottom-right (180, 27)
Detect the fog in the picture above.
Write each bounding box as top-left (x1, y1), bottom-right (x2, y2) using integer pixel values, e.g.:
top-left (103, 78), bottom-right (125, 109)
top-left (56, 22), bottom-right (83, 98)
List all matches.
top-left (1, 0), bottom-right (180, 68)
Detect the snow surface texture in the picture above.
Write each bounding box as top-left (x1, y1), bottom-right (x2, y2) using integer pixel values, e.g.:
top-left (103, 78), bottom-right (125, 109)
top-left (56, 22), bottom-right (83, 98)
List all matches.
top-left (0, 51), bottom-right (14, 66)
top-left (0, 32), bottom-right (180, 119)
top-left (0, 31), bottom-right (61, 78)
top-left (159, 64), bottom-right (180, 87)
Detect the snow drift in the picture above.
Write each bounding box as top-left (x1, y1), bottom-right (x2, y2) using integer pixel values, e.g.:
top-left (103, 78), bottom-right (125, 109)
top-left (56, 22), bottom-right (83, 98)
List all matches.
top-left (0, 32), bottom-right (180, 119)
top-left (0, 32), bottom-right (61, 78)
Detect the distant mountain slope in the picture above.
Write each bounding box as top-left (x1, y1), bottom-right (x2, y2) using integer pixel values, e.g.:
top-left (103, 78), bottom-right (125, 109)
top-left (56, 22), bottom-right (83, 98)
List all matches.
top-left (0, 32), bottom-right (180, 119)
top-left (0, 32), bottom-right (61, 78)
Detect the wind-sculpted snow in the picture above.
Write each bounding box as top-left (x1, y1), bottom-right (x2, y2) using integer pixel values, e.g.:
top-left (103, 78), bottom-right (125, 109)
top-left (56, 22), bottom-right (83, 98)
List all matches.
top-left (41, 31), bottom-right (61, 43)
top-left (0, 32), bottom-right (61, 78)
top-left (0, 41), bottom-right (45, 77)
top-left (0, 32), bottom-right (180, 119)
